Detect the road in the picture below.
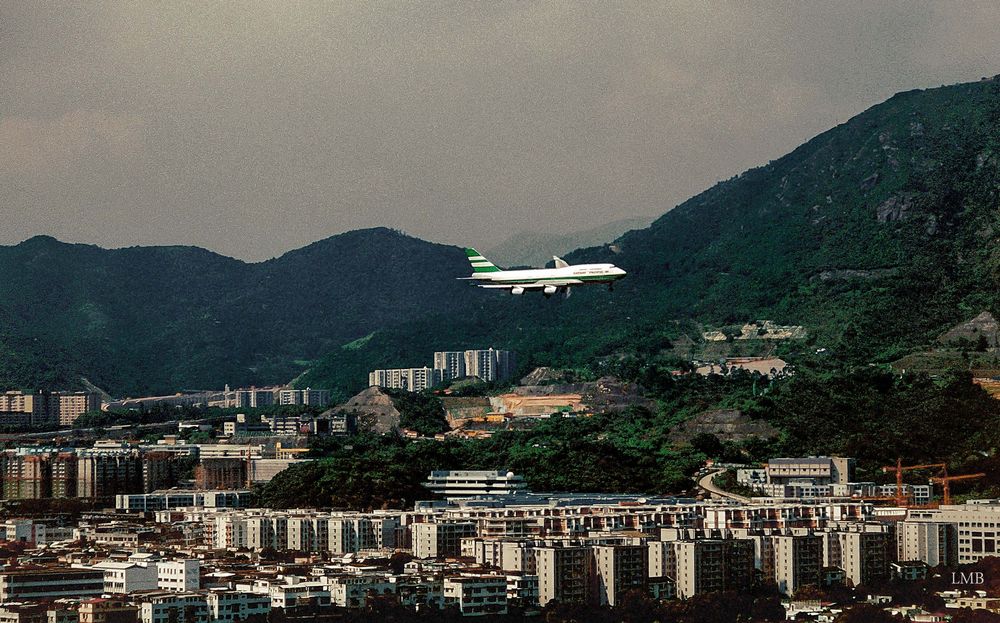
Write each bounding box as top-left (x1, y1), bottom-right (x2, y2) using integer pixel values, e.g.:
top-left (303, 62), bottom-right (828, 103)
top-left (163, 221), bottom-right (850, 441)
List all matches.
top-left (697, 468), bottom-right (753, 504)
top-left (0, 416), bottom-right (223, 442)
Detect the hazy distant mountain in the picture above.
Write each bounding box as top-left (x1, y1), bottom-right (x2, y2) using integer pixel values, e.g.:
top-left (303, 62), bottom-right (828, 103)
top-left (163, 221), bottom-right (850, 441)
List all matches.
top-left (483, 217), bottom-right (653, 268)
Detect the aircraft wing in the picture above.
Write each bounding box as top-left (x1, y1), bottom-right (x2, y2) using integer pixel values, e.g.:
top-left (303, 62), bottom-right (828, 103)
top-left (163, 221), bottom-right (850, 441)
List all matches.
top-left (477, 280), bottom-right (583, 289)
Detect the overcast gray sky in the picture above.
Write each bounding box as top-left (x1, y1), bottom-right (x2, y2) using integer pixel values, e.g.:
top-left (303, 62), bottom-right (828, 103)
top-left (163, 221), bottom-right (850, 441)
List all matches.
top-left (2, 2), bottom-right (999, 261)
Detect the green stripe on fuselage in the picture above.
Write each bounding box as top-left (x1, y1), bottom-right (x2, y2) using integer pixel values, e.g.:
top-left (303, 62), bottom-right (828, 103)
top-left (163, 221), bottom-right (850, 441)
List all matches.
top-left (489, 274), bottom-right (619, 284)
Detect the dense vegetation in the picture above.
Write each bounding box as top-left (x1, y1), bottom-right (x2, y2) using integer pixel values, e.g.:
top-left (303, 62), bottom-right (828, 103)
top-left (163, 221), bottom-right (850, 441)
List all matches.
top-left (262, 358), bottom-right (1000, 509)
top-left (382, 389), bottom-right (449, 436)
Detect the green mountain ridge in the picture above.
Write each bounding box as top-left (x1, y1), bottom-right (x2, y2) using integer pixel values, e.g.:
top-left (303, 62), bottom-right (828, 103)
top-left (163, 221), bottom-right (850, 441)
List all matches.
top-left (0, 229), bottom-right (484, 395)
top-left (297, 77), bottom-right (1000, 393)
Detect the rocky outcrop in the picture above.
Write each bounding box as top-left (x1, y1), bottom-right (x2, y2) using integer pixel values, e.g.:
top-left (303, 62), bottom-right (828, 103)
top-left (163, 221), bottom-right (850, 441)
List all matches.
top-left (520, 367), bottom-right (573, 386)
top-left (816, 267), bottom-right (898, 281)
top-left (668, 409), bottom-right (781, 444)
top-left (860, 172), bottom-right (879, 193)
top-left (333, 386), bottom-right (401, 434)
top-left (937, 311), bottom-right (1000, 348)
top-left (875, 193), bottom-right (916, 222)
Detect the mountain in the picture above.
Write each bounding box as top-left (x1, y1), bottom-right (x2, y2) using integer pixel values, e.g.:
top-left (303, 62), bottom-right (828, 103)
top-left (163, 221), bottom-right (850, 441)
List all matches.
top-left (0, 229), bottom-right (478, 396)
top-left (483, 217), bottom-right (653, 268)
top-left (297, 77), bottom-right (1000, 392)
top-left (4, 77), bottom-right (1000, 399)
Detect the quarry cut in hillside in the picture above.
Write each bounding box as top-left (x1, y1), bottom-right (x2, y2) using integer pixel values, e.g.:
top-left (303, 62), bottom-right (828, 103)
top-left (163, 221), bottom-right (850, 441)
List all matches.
top-left (668, 409), bottom-right (782, 445)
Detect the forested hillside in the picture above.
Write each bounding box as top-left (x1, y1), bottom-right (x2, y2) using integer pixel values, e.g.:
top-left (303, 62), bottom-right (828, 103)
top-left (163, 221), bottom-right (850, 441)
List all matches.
top-left (0, 229), bottom-right (477, 395)
top-left (299, 77), bottom-right (1000, 393)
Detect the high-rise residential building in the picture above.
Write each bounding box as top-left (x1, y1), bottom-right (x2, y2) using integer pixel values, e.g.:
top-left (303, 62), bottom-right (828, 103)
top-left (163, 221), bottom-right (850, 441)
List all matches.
top-left (195, 458), bottom-right (248, 490)
top-left (142, 452), bottom-right (184, 493)
top-left (0, 391), bottom-right (47, 426)
top-left (368, 368), bottom-right (443, 392)
top-left (51, 452), bottom-right (78, 498)
top-left (54, 392), bottom-right (102, 426)
top-left (412, 522), bottom-right (478, 559)
top-left (76, 449), bottom-right (143, 498)
top-left (833, 530), bottom-right (894, 587)
top-left (277, 388), bottom-right (331, 407)
top-left (0, 390), bottom-right (101, 427)
top-left (463, 348), bottom-right (516, 383)
top-left (671, 539), bottom-right (755, 599)
top-left (433, 351), bottom-right (466, 381)
top-left (591, 544), bottom-right (648, 606)
top-left (6, 454), bottom-right (52, 500)
top-left (536, 545), bottom-right (591, 607)
top-left (897, 521), bottom-right (958, 567)
top-left (2, 447), bottom-right (192, 500)
top-left (240, 388), bottom-right (276, 409)
top-left (771, 534), bottom-right (823, 596)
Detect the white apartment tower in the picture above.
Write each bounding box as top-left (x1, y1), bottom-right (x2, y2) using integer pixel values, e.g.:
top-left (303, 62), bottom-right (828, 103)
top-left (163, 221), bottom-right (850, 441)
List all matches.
top-left (463, 348), bottom-right (516, 383)
top-left (433, 351), bottom-right (466, 381)
top-left (368, 367), bottom-right (443, 392)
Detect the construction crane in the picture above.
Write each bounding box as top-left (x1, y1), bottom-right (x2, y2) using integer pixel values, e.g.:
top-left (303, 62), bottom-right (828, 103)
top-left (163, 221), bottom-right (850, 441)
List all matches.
top-left (881, 459), bottom-right (947, 507)
top-left (930, 473), bottom-right (986, 505)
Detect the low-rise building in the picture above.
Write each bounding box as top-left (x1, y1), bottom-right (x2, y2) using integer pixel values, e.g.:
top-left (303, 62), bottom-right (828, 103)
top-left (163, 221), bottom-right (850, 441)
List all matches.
top-left (0, 569), bottom-right (105, 602)
top-left (93, 562), bottom-right (157, 594)
top-left (156, 560), bottom-right (200, 593)
top-left (325, 575), bottom-right (395, 608)
top-left (906, 501), bottom-right (1000, 564)
top-left (78, 599), bottom-right (139, 623)
top-left (135, 592), bottom-right (208, 623)
top-left (424, 470), bottom-right (527, 500)
top-left (443, 576), bottom-right (507, 616)
top-left (204, 590), bottom-right (270, 623)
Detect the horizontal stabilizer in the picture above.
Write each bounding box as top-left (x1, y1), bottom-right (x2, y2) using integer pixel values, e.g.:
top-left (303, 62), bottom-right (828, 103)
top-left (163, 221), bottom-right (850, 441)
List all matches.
top-left (552, 256), bottom-right (569, 268)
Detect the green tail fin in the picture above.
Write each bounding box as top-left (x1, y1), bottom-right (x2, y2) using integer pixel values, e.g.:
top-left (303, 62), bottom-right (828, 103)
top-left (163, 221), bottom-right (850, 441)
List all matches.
top-left (464, 248), bottom-right (501, 273)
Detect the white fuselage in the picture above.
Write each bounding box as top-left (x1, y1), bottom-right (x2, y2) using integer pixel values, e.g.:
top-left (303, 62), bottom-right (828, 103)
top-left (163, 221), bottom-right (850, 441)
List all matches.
top-left (472, 263), bottom-right (626, 289)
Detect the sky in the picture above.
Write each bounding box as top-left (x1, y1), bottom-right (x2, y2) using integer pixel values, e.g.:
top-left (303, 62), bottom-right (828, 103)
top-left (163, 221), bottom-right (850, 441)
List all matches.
top-left (2, 2), bottom-right (1000, 262)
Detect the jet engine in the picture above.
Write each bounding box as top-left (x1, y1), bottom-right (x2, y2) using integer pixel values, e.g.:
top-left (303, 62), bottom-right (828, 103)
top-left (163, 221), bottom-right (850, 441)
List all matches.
top-left (511, 287), bottom-right (525, 295)
top-left (543, 285), bottom-right (558, 296)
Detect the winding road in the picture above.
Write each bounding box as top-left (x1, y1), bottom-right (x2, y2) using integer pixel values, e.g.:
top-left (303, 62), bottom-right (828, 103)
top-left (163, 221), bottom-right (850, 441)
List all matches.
top-left (697, 468), bottom-right (753, 504)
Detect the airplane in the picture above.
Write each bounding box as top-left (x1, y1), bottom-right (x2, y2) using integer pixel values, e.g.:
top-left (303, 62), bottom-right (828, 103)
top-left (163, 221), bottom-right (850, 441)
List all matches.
top-left (461, 247), bottom-right (626, 298)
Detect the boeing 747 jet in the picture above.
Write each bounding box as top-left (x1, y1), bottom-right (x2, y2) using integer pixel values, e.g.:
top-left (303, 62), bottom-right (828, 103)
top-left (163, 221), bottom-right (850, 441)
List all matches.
top-left (461, 248), bottom-right (626, 297)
